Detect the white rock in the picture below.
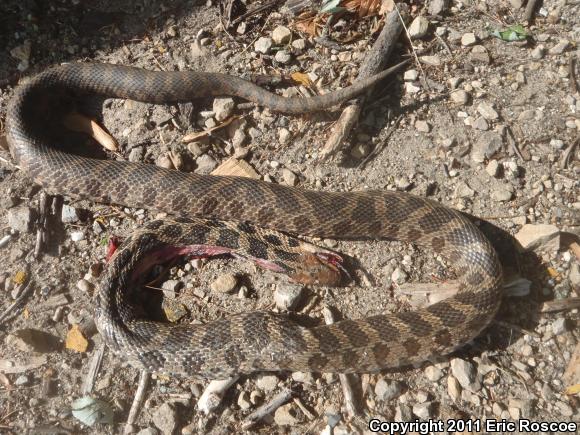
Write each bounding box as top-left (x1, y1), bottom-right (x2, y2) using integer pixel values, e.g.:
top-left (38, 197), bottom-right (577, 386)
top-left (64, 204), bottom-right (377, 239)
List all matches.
top-left (550, 139), bottom-right (565, 150)
top-left (405, 82), bottom-right (421, 94)
top-left (272, 26), bottom-right (292, 44)
top-left (409, 16), bottom-right (430, 39)
top-left (404, 69), bottom-right (419, 81)
top-left (514, 224), bottom-right (560, 252)
top-left (569, 263), bottom-right (580, 287)
top-left (254, 37), bottom-right (273, 54)
top-left (61, 205), bottom-right (81, 223)
top-left (486, 159), bottom-right (500, 177)
top-left (391, 267), bottom-right (408, 284)
top-left (531, 45), bottom-right (545, 59)
top-left (195, 154), bottom-right (218, 174)
top-left (279, 128), bottom-right (291, 144)
top-left (424, 366), bottom-right (444, 382)
top-left (274, 403), bottom-right (300, 426)
top-left (281, 168), bottom-right (298, 186)
top-left (375, 379), bottom-right (405, 401)
top-left (292, 371), bottom-right (315, 385)
top-left (477, 102), bottom-right (499, 120)
top-left (412, 402), bottom-right (433, 419)
top-left (210, 274), bottom-right (238, 293)
top-left (450, 90), bottom-right (469, 105)
top-left (274, 283), bottom-right (304, 310)
top-left (455, 181), bottom-right (475, 198)
top-left (136, 428), bottom-right (159, 435)
top-left (491, 187), bottom-right (513, 202)
top-left (551, 318), bottom-right (568, 335)
top-left (291, 39), bottom-right (306, 51)
top-left (472, 117), bottom-right (489, 130)
top-left (152, 403), bottom-right (177, 435)
top-left (472, 131), bottom-right (503, 162)
top-left (415, 120), bottom-right (431, 133)
top-left (213, 98), bottom-right (235, 121)
top-left (274, 50), bottom-right (292, 64)
top-left (7, 207), bottom-right (36, 233)
top-left (548, 40), bottom-right (569, 55)
top-left (447, 376), bottom-right (462, 401)
top-left (450, 358), bottom-right (476, 389)
top-left (461, 32), bottom-right (477, 46)
top-left (256, 374), bottom-right (279, 392)
top-left (70, 231), bottom-right (85, 242)
top-left (76, 279), bottom-right (94, 293)
top-left (237, 391), bottom-right (251, 410)
top-left (428, 0), bottom-right (448, 15)
top-left (419, 55), bottom-right (441, 66)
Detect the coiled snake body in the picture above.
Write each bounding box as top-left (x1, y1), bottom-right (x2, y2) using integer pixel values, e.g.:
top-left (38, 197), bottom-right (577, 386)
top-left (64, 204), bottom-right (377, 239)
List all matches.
top-left (6, 63), bottom-right (502, 378)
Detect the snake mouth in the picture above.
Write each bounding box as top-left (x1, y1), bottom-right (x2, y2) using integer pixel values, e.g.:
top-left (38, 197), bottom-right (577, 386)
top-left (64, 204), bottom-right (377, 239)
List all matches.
top-left (107, 236), bottom-right (345, 286)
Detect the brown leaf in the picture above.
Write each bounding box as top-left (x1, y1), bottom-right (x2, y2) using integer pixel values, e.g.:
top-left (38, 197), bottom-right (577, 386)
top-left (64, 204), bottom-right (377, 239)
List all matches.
top-left (63, 112), bottom-right (119, 151)
top-left (290, 72), bottom-right (313, 87)
top-left (65, 324), bottom-right (89, 353)
top-left (182, 116), bottom-right (239, 144)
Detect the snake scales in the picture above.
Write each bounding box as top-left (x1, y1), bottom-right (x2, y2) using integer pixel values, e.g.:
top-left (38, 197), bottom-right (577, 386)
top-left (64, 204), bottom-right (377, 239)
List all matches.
top-left (6, 62), bottom-right (502, 378)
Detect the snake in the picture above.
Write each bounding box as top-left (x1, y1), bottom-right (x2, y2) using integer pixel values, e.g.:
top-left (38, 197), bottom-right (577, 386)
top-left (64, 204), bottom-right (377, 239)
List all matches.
top-left (5, 62), bottom-right (502, 379)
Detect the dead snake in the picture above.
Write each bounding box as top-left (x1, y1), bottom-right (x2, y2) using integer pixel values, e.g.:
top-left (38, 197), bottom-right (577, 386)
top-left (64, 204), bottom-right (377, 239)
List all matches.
top-left (6, 62), bottom-right (502, 378)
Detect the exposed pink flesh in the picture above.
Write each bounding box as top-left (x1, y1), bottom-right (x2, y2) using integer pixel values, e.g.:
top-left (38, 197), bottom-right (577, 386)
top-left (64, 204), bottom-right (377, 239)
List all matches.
top-left (130, 244), bottom-right (232, 281)
top-left (124, 243), bottom-right (343, 283)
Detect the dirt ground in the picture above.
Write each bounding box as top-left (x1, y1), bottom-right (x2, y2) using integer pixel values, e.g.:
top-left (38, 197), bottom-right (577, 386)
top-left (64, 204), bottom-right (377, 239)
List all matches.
top-left (0, 0), bottom-right (579, 434)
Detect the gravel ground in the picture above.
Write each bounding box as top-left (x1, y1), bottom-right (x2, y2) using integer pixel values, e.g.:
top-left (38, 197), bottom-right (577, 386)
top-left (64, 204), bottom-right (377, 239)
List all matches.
top-left (0, 0), bottom-right (579, 434)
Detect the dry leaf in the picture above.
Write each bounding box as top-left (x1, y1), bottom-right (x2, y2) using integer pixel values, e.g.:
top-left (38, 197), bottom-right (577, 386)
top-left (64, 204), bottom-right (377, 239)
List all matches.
top-left (0, 356), bottom-right (47, 374)
top-left (182, 116), bottom-right (239, 143)
top-left (211, 158), bottom-right (260, 179)
top-left (63, 113), bottom-right (118, 151)
top-left (290, 72), bottom-right (313, 87)
top-left (294, 12), bottom-right (324, 36)
top-left (570, 241), bottom-right (580, 261)
top-left (13, 270), bottom-right (27, 285)
top-left (343, 0), bottom-right (382, 16)
top-left (566, 384), bottom-right (580, 395)
top-left (66, 325), bottom-right (89, 353)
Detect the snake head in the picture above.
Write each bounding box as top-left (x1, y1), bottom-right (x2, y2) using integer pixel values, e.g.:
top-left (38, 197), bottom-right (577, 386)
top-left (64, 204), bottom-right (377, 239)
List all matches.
top-left (287, 242), bottom-right (345, 286)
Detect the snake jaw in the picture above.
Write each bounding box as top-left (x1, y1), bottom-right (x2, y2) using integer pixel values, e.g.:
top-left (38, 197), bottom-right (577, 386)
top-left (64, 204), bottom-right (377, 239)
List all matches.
top-left (288, 252), bottom-right (343, 286)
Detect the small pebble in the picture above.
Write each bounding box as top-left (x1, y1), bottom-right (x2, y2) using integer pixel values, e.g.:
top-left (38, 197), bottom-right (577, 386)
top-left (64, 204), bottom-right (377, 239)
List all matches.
top-left (210, 274), bottom-right (238, 293)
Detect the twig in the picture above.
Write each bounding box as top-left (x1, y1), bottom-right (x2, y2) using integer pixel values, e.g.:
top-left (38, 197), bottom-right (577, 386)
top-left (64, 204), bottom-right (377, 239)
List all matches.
top-left (241, 388), bottom-right (294, 430)
top-left (0, 280), bottom-right (34, 326)
top-left (292, 397), bottom-right (316, 420)
top-left (198, 377), bottom-right (239, 414)
top-left (320, 5), bottom-right (409, 160)
top-left (560, 135), bottom-right (579, 169)
top-left (81, 343), bottom-right (105, 395)
top-left (494, 320), bottom-right (540, 339)
top-left (570, 55), bottom-right (578, 94)
top-left (230, 0), bottom-right (282, 26)
top-left (541, 297), bottom-right (580, 313)
top-left (322, 307), bottom-right (360, 418)
top-left (523, 0), bottom-right (539, 22)
top-left (125, 370), bottom-right (151, 431)
top-left (505, 125), bottom-right (526, 161)
top-left (34, 192), bottom-right (52, 259)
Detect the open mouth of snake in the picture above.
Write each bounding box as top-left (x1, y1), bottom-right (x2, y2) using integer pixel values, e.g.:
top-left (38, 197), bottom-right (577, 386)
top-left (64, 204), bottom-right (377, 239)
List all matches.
top-left (106, 238), bottom-right (345, 286)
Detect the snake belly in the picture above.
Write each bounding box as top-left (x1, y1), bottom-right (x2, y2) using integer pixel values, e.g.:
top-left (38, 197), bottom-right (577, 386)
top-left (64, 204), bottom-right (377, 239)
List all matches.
top-left (6, 62), bottom-right (503, 378)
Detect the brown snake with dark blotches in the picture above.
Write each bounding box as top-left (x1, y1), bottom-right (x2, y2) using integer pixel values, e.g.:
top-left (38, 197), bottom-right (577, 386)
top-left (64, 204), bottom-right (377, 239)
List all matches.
top-left (6, 62), bottom-right (502, 378)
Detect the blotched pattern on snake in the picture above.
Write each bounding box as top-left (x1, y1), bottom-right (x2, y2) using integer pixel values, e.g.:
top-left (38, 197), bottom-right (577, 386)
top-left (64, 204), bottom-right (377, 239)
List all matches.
top-left (6, 62), bottom-right (502, 378)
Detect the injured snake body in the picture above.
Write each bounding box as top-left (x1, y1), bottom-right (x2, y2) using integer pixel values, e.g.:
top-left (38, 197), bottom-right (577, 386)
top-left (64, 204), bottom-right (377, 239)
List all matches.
top-left (6, 62), bottom-right (502, 378)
